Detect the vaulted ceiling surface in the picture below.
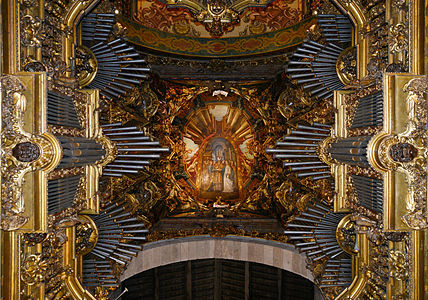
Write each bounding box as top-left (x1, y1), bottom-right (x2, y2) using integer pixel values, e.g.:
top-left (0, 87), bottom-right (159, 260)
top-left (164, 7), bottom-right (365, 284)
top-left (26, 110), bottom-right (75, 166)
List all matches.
top-left (121, 259), bottom-right (315, 300)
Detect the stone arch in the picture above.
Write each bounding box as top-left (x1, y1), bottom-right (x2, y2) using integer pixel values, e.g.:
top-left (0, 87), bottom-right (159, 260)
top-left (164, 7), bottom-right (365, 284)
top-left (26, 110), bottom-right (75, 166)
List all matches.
top-left (121, 236), bottom-right (313, 282)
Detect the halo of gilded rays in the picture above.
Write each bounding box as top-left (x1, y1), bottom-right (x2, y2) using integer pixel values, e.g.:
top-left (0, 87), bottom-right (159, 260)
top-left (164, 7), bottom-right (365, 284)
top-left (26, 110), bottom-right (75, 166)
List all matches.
top-left (182, 105), bottom-right (255, 188)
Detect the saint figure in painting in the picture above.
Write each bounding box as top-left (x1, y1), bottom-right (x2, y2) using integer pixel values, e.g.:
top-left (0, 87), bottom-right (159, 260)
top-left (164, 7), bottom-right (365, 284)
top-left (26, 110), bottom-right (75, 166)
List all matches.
top-left (223, 161), bottom-right (234, 192)
top-left (210, 145), bottom-right (226, 192)
top-left (200, 138), bottom-right (237, 199)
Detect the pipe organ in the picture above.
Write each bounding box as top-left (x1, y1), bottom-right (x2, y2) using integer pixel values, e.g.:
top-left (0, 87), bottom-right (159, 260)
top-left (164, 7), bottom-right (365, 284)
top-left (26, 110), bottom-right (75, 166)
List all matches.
top-left (47, 175), bottom-right (82, 214)
top-left (350, 175), bottom-right (383, 214)
top-left (317, 15), bottom-right (352, 44)
top-left (267, 123), bottom-right (332, 181)
top-left (101, 123), bottom-right (170, 177)
top-left (285, 15), bottom-right (351, 101)
top-left (1, 0), bottom-right (426, 299)
top-left (328, 136), bottom-right (371, 166)
top-left (47, 91), bottom-right (83, 128)
top-left (56, 136), bottom-right (106, 168)
top-left (350, 92), bottom-right (383, 129)
top-left (284, 201), bottom-right (353, 296)
top-left (82, 201), bottom-right (148, 290)
top-left (78, 13), bottom-right (151, 99)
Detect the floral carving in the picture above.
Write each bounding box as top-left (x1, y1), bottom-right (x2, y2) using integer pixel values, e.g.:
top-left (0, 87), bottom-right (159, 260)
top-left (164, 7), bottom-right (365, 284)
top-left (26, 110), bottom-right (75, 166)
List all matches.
top-left (240, 0), bottom-right (302, 35)
top-left (21, 254), bottom-right (48, 285)
top-left (20, 15), bottom-right (44, 47)
top-left (133, 0), bottom-right (303, 37)
top-left (388, 23), bottom-right (409, 54)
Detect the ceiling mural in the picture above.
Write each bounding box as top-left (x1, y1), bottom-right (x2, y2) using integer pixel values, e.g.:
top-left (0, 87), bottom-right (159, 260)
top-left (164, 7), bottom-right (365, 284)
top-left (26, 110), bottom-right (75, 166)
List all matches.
top-left (120, 15), bottom-right (315, 57)
top-left (111, 84), bottom-right (282, 219)
top-left (130, 0), bottom-right (305, 37)
top-left (174, 93), bottom-right (258, 204)
top-left (100, 77), bottom-right (336, 225)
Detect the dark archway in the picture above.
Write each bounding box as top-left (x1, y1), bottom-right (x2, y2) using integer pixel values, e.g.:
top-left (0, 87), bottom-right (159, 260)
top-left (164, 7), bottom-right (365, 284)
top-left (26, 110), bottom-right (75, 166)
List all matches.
top-left (121, 259), bottom-right (315, 300)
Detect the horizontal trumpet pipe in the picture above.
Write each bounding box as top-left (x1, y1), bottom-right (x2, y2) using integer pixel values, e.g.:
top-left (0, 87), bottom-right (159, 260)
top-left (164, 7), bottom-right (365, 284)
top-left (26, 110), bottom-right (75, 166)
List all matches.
top-left (121, 67), bottom-right (151, 72)
top-left (283, 161), bottom-right (323, 166)
top-left (113, 160), bottom-right (150, 164)
top-left (313, 175), bottom-right (331, 180)
top-left (290, 130), bottom-right (329, 137)
top-left (291, 165), bottom-right (329, 171)
top-left (110, 136), bottom-right (150, 141)
top-left (297, 124), bottom-right (331, 132)
top-left (105, 131), bottom-right (146, 136)
top-left (103, 126), bottom-right (138, 132)
top-left (117, 147), bottom-right (169, 152)
top-left (283, 231), bottom-right (313, 234)
top-left (297, 171), bottom-right (330, 177)
top-left (116, 141), bottom-right (160, 146)
top-left (106, 164), bottom-right (146, 169)
top-left (274, 154), bottom-right (318, 158)
top-left (266, 149), bottom-right (317, 153)
top-left (104, 169), bottom-right (138, 174)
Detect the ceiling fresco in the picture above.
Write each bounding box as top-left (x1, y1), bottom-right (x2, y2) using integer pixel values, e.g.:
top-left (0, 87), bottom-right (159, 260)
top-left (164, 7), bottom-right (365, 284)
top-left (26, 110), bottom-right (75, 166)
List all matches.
top-left (101, 83), bottom-right (281, 220)
top-left (120, 14), bottom-right (315, 57)
top-left (100, 76), bottom-right (336, 226)
top-left (130, 0), bottom-right (305, 37)
top-left (174, 92), bottom-right (258, 204)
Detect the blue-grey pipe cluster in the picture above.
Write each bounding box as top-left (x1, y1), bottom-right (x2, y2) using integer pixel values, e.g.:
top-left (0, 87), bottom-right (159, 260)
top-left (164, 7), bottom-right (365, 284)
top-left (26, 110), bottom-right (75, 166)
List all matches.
top-left (266, 123), bottom-right (331, 181)
top-left (284, 201), bottom-right (353, 290)
top-left (102, 123), bottom-right (170, 177)
top-left (83, 201), bottom-right (147, 289)
top-left (80, 13), bottom-right (151, 100)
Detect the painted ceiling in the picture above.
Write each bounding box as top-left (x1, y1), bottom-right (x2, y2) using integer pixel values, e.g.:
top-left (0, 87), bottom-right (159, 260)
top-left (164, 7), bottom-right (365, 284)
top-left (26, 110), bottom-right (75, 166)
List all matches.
top-left (119, 0), bottom-right (314, 57)
top-left (101, 77), bottom-right (335, 229)
top-left (132, 0), bottom-right (305, 38)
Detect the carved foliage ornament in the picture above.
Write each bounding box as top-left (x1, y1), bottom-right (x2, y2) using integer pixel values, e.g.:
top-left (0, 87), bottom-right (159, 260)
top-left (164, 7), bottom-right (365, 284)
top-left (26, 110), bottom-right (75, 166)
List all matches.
top-left (374, 78), bottom-right (428, 229)
top-left (1, 76), bottom-right (59, 230)
top-left (388, 23), bottom-right (409, 54)
top-left (195, 0), bottom-right (240, 37)
top-left (21, 254), bottom-right (48, 285)
top-left (161, 0), bottom-right (275, 36)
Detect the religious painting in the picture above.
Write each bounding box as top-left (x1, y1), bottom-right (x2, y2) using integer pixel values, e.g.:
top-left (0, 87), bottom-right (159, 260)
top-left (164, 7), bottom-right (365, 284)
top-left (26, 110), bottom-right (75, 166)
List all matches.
top-left (181, 101), bottom-right (256, 204)
top-left (199, 137), bottom-right (238, 199)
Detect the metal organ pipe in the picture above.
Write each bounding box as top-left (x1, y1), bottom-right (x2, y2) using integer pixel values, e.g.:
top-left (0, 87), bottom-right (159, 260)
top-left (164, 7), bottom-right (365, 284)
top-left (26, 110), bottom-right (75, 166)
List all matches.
top-left (102, 124), bottom-right (169, 177)
top-left (267, 123), bottom-right (332, 181)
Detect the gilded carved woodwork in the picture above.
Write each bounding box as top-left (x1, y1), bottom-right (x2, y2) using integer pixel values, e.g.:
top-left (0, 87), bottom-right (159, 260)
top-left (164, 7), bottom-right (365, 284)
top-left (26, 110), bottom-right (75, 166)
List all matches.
top-left (336, 46), bottom-right (358, 85)
top-left (368, 77), bottom-right (428, 230)
top-left (1, 0), bottom-right (427, 299)
top-left (147, 223), bottom-right (289, 243)
top-left (1, 75), bottom-right (61, 230)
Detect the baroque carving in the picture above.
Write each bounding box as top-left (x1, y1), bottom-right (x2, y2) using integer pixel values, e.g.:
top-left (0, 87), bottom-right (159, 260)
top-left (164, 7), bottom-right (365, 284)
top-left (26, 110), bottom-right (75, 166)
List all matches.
top-left (21, 254), bottom-right (48, 286)
top-left (1, 76), bottom-right (59, 230)
top-left (75, 46), bottom-right (98, 87)
top-left (336, 46), bottom-right (357, 85)
top-left (388, 23), bottom-right (409, 54)
top-left (20, 15), bottom-right (44, 47)
top-left (21, 217), bottom-right (83, 299)
top-left (195, 0), bottom-right (240, 37)
top-left (75, 216), bottom-right (98, 256)
top-left (147, 224), bottom-right (289, 243)
top-left (373, 78), bottom-right (428, 229)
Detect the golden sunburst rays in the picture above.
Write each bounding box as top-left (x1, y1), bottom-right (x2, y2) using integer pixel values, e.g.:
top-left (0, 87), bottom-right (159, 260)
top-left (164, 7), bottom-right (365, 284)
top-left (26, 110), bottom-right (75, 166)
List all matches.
top-left (223, 107), bottom-right (254, 145)
top-left (184, 105), bottom-right (254, 146)
top-left (184, 108), bottom-right (215, 143)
